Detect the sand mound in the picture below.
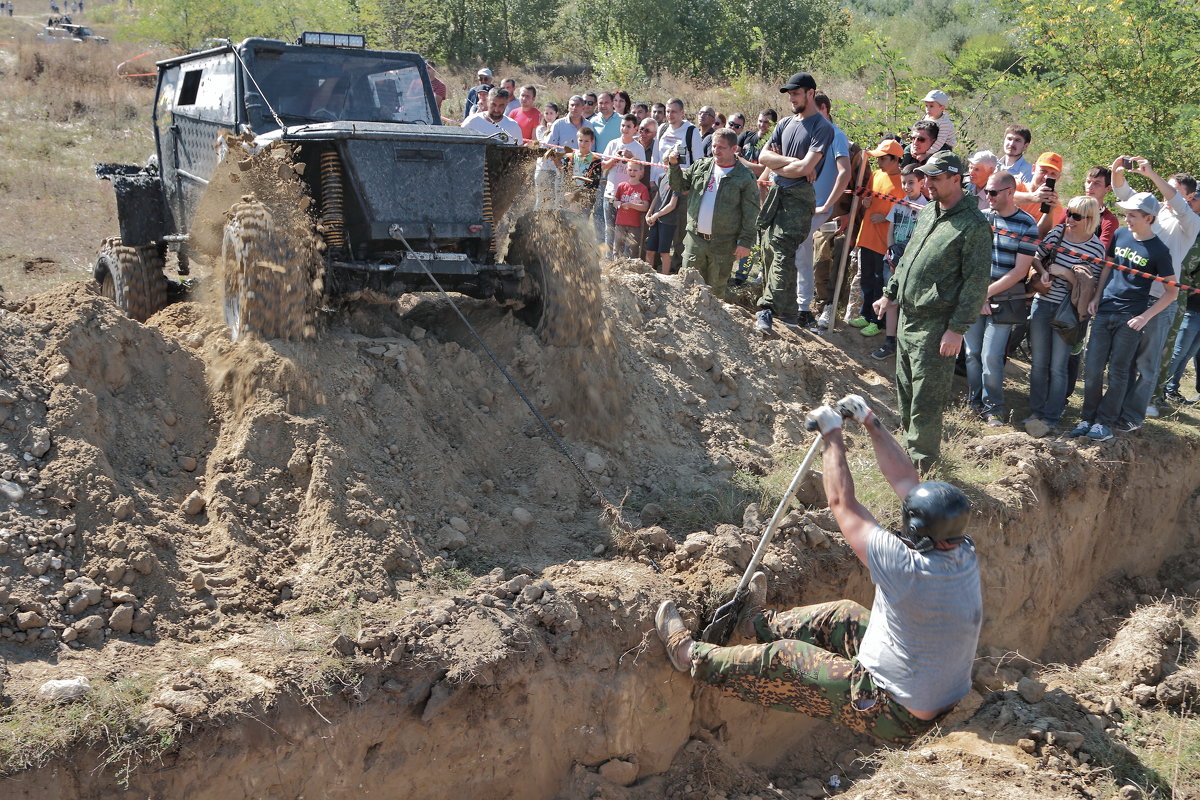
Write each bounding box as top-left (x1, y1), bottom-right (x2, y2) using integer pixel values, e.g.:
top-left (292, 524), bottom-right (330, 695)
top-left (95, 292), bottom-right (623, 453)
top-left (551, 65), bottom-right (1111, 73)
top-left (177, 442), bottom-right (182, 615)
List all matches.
top-left (0, 262), bottom-right (883, 653)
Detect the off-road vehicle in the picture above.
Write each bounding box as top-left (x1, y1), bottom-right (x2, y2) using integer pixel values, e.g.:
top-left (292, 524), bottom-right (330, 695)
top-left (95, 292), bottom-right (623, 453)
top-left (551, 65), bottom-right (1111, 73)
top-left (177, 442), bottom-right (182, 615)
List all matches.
top-left (95, 32), bottom-right (588, 342)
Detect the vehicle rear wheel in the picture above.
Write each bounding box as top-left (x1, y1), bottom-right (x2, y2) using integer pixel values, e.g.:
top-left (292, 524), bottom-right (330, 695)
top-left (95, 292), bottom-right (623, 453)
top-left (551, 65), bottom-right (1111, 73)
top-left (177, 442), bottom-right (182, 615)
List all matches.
top-left (96, 238), bottom-right (167, 322)
top-left (507, 210), bottom-right (603, 347)
top-left (221, 199), bottom-right (308, 343)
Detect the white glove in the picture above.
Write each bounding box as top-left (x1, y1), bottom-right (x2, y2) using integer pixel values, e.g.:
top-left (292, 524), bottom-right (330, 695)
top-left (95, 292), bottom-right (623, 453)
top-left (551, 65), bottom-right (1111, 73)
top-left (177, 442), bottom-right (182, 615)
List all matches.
top-left (836, 394), bottom-right (874, 424)
top-left (805, 405), bottom-right (843, 436)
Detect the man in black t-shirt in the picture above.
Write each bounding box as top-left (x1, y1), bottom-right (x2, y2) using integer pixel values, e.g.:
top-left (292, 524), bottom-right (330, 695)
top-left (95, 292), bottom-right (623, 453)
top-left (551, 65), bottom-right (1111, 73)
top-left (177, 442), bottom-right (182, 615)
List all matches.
top-left (755, 73), bottom-right (834, 335)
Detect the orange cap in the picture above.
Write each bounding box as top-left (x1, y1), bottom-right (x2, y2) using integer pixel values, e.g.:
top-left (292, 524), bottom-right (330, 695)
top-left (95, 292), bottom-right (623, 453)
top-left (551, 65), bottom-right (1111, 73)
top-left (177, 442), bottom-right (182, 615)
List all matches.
top-left (867, 139), bottom-right (904, 158)
top-left (1036, 152), bottom-right (1063, 172)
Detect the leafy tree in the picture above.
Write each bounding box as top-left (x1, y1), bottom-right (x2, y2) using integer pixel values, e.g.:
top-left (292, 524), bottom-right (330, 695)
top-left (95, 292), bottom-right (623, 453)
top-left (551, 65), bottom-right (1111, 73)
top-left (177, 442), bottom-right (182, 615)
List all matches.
top-left (1001, 0), bottom-right (1200, 177)
top-left (126, 0), bottom-right (360, 51)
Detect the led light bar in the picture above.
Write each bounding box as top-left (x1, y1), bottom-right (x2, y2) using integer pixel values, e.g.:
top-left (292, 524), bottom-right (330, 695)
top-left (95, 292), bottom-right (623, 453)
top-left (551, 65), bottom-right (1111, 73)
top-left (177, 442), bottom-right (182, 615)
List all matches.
top-left (299, 32), bottom-right (366, 48)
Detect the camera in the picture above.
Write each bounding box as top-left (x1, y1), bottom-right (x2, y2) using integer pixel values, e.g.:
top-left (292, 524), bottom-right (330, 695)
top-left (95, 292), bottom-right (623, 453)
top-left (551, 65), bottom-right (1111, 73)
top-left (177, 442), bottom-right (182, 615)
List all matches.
top-left (1121, 157), bottom-right (1134, 170)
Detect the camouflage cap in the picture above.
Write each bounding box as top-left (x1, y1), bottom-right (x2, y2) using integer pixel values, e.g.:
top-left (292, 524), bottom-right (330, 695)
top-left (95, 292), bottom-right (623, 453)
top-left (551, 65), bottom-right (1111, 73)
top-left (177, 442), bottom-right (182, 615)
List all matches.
top-left (916, 150), bottom-right (964, 176)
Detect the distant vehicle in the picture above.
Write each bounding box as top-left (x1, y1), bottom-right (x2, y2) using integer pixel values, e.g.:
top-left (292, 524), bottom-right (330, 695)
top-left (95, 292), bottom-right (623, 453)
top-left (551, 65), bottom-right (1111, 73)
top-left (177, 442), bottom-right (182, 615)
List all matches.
top-left (36, 24), bottom-right (108, 43)
top-left (61, 23), bottom-right (108, 43)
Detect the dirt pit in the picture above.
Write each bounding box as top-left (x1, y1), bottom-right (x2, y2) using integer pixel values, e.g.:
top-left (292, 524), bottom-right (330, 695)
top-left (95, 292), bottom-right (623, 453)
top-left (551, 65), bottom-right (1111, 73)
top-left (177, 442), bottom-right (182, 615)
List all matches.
top-left (0, 257), bottom-right (1199, 798)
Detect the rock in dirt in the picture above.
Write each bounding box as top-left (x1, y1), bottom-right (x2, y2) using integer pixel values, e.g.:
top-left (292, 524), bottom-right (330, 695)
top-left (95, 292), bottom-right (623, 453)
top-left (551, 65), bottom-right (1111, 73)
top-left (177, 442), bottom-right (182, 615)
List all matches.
top-left (28, 427), bottom-right (52, 458)
top-left (639, 503), bottom-right (664, 526)
top-left (598, 757), bottom-right (638, 786)
top-left (37, 676), bottom-right (91, 702)
top-left (109, 604), bottom-right (135, 634)
top-left (181, 491), bottom-right (207, 516)
top-left (0, 479), bottom-right (24, 502)
top-left (433, 525), bottom-right (467, 551)
top-left (1155, 669), bottom-right (1199, 706)
top-left (1018, 676), bottom-right (1047, 703)
top-left (16, 611), bottom-right (46, 630)
top-left (511, 507), bottom-right (534, 529)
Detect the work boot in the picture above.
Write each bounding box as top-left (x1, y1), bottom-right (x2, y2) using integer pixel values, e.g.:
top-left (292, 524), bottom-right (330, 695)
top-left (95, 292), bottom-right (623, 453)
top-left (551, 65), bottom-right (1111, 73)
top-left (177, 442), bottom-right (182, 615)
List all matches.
top-left (655, 601), bottom-right (693, 672)
top-left (736, 571), bottom-right (768, 639)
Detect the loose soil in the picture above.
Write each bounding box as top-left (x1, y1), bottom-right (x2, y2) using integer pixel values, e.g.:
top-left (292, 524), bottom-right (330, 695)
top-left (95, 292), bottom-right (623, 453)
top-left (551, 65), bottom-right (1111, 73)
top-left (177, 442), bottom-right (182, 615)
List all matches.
top-left (1, 255), bottom-right (1199, 798)
top-left (2, 19), bottom-right (1200, 799)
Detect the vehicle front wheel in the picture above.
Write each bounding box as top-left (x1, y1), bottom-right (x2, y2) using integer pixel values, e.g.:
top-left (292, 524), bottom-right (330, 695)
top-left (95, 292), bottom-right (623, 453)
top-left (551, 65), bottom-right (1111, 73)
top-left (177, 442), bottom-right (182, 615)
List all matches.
top-left (221, 198), bottom-right (309, 343)
top-left (506, 210), bottom-right (604, 347)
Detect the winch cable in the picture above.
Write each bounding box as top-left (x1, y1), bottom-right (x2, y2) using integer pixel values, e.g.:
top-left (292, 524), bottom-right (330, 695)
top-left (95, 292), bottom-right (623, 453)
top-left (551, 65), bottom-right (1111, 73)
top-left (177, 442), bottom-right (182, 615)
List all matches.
top-left (390, 230), bottom-right (635, 535)
top-left (228, 46), bottom-right (287, 134)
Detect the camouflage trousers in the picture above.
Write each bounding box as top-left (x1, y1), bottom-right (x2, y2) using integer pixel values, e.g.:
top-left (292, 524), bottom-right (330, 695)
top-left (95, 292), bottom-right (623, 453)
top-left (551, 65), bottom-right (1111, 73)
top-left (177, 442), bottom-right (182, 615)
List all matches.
top-left (896, 311), bottom-right (958, 466)
top-left (689, 599), bottom-right (939, 745)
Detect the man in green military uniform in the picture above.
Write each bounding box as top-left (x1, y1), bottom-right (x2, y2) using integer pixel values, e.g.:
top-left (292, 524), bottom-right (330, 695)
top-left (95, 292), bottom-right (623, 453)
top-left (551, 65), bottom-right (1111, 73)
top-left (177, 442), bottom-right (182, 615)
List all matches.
top-left (873, 151), bottom-right (991, 466)
top-left (653, 394), bottom-right (982, 745)
top-left (668, 127), bottom-right (759, 298)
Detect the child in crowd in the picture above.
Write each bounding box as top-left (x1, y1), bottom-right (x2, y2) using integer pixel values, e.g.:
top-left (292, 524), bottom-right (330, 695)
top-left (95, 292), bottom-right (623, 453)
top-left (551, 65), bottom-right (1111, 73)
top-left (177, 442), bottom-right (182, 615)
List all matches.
top-left (872, 164), bottom-right (928, 359)
top-left (645, 170), bottom-right (679, 274)
top-left (533, 102), bottom-right (560, 209)
top-left (613, 162), bottom-right (650, 258)
top-left (849, 139), bottom-right (905, 338)
top-left (565, 127), bottom-right (602, 214)
top-left (920, 90), bottom-right (956, 152)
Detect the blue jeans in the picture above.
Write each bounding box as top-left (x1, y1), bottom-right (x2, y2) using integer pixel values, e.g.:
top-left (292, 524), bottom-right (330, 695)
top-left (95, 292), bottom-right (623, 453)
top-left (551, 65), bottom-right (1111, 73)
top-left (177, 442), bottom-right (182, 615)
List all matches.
top-left (1027, 297), bottom-right (1073, 425)
top-left (963, 313), bottom-right (1013, 417)
top-left (1119, 301), bottom-right (1174, 425)
top-left (1164, 309), bottom-right (1200, 395)
top-left (1081, 311), bottom-right (1142, 426)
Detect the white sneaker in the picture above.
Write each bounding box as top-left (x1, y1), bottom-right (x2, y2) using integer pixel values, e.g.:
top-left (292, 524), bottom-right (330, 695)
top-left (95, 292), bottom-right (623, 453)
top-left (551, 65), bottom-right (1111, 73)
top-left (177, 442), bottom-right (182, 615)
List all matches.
top-left (817, 306), bottom-right (833, 329)
top-left (1145, 404), bottom-right (1160, 418)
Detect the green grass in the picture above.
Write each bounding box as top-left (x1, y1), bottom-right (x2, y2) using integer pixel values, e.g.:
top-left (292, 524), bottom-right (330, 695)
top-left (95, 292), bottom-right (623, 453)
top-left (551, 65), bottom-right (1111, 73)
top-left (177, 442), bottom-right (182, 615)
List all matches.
top-left (421, 567), bottom-right (474, 592)
top-left (0, 674), bottom-right (170, 784)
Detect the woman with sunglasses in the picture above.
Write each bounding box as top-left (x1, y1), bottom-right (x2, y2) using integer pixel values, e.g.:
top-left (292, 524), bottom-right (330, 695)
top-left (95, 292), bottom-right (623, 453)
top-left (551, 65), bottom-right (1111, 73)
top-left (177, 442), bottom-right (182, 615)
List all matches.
top-left (1024, 195), bottom-right (1105, 436)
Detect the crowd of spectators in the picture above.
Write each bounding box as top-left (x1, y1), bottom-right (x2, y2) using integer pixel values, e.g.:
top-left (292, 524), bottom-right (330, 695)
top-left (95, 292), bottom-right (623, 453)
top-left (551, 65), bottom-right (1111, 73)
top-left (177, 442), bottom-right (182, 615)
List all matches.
top-left (448, 69), bottom-right (1200, 458)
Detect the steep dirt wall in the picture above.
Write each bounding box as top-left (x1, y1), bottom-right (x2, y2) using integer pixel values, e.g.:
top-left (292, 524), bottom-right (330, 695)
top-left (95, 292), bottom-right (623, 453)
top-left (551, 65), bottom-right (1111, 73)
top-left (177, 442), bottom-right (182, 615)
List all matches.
top-left (7, 434), bottom-right (1199, 800)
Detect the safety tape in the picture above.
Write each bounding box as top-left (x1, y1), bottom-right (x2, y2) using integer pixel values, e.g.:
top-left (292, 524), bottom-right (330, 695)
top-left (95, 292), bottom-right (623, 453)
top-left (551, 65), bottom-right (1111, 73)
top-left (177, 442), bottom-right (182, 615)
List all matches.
top-left (847, 184), bottom-right (1200, 296)
top-left (447, 118), bottom-right (1200, 297)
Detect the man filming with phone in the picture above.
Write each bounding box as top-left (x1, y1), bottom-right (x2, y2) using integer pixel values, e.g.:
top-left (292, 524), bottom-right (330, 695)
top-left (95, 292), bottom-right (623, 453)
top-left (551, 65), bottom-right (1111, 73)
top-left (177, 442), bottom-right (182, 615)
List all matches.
top-left (1015, 152), bottom-right (1066, 236)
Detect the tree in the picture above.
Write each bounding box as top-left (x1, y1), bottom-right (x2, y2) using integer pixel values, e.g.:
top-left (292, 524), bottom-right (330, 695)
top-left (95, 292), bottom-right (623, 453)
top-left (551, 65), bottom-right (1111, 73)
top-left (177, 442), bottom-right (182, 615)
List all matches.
top-left (127, 0), bottom-right (360, 51)
top-left (1001, 0), bottom-right (1200, 177)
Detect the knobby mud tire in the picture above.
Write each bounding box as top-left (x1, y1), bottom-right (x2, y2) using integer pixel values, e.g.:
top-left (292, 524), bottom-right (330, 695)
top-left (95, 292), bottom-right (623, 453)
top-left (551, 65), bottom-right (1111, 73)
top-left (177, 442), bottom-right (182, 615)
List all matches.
top-left (96, 238), bottom-right (168, 323)
top-left (221, 199), bottom-right (307, 343)
top-left (507, 210), bottom-right (603, 347)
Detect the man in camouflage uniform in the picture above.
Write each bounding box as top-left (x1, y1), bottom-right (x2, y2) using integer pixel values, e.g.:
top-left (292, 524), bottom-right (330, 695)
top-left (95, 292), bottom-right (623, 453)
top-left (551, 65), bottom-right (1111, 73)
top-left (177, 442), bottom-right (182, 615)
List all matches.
top-left (668, 127), bottom-right (760, 299)
top-left (874, 151), bottom-right (991, 466)
top-left (655, 395), bottom-right (982, 745)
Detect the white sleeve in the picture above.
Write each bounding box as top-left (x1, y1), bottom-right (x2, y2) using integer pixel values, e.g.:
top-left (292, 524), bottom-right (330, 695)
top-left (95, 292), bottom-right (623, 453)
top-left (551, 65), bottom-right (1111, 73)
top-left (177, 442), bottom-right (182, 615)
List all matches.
top-left (1114, 181), bottom-right (1134, 201)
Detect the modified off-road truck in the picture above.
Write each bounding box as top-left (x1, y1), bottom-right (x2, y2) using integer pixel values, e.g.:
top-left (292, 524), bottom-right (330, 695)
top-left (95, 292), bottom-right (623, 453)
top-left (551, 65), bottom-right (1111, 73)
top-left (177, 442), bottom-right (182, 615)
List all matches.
top-left (95, 32), bottom-right (589, 342)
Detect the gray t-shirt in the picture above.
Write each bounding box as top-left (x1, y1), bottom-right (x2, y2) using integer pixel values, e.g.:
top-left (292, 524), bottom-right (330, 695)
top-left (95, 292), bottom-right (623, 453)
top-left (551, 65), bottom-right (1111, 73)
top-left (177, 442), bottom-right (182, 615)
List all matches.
top-left (766, 112), bottom-right (834, 190)
top-left (856, 525), bottom-right (982, 712)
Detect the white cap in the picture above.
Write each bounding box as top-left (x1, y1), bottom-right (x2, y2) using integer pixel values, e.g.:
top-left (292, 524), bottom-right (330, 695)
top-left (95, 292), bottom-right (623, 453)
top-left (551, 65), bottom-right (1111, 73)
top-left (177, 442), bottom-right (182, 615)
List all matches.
top-left (1116, 191), bottom-right (1160, 216)
top-left (922, 89), bottom-right (950, 106)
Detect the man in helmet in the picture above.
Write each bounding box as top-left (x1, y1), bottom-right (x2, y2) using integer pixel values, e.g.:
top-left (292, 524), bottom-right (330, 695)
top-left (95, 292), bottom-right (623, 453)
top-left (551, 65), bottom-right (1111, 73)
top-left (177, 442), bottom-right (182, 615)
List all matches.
top-left (655, 394), bottom-right (981, 744)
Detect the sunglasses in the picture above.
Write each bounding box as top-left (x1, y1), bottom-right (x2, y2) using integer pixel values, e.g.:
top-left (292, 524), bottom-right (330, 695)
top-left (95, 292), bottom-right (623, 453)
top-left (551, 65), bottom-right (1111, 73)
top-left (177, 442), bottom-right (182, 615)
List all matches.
top-left (983, 187), bottom-right (1011, 197)
top-left (730, 122), bottom-right (743, 130)
top-left (913, 136), bottom-right (930, 143)
top-left (1066, 211), bottom-right (1086, 221)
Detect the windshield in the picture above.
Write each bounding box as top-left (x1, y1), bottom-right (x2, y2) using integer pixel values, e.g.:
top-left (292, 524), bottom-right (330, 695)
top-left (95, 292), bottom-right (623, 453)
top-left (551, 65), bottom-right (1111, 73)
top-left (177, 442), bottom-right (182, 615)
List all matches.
top-left (247, 48), bottom-right (435, 129)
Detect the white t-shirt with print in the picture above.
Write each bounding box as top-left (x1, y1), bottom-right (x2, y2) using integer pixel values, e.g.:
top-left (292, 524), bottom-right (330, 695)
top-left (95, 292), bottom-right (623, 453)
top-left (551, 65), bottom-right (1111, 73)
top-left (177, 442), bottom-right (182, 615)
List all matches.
top-left (697, 163), bottom-right (735, 235)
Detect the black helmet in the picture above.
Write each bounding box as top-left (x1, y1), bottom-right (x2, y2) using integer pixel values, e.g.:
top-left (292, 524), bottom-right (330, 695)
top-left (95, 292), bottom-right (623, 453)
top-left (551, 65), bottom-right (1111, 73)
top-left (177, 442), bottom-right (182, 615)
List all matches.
top-left (899, 481), bottom-right (970, 552)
